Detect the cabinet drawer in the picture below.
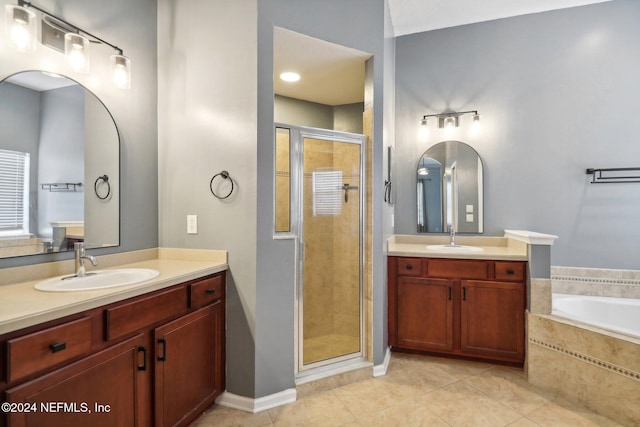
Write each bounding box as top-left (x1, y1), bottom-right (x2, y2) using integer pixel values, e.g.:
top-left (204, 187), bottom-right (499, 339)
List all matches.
top-left (495, 262), bottom-right (525, 281)
top-left (106, 287), bottom-right (188, 341)
top-left (397, 258), bottom-right (423, 276)
top-left (190, 275), bottom-right (224, 309)
top-left (427, 259), bottom-right (489, 279)
top-left (7, 317), bottom-right (92, 383)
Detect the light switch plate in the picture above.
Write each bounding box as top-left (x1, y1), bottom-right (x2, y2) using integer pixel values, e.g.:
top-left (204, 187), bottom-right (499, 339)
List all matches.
top-left (187, 215), bottom-right (197, 234)
top-left (466, 204), bottom-right (474, 213)
top-left (466, 214), bottom-right (474, 223)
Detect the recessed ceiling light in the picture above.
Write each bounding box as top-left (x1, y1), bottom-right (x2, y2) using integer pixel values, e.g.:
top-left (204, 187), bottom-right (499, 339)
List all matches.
top-left (280, 72), bottom-right (300, 82)
top-left (41, 71), bottom-right (64, 78)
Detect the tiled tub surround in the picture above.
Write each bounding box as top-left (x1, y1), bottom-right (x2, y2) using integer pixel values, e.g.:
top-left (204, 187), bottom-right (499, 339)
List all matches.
top-left (551, 266), bottom-right (640, 299)
top-left (0, 247), bottom-right (228, 334)
top-left (527, 266), bottom-right (640, 427)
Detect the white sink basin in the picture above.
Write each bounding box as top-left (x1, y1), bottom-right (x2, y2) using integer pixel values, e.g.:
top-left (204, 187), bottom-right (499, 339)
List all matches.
top-left (426, 244), bottom-right (485, 253)
top-left (35, 268), bottom-right (160, 292)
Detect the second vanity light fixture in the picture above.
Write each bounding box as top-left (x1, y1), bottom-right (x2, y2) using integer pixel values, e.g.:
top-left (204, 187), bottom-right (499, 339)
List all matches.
top-left (4, 0), bottom-right (131, 89)
top-left (420, 110), bottom-right (480, 130)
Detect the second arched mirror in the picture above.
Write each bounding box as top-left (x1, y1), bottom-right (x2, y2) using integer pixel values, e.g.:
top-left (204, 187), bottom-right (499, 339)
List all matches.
top-left (417, 141), bottom-right (483, 234)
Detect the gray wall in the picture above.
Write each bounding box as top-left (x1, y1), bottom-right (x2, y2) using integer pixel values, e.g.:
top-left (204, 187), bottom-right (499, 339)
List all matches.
top-left (0, 0), bottom-right (158, 268)
top-left (275, 95), bottom-right (364, 133)
top-left (158, 0), bottom-right (259, 399)
top-left (333, 103), bottom-right (365, 133)
top-left (274, 95), bottom-right (333, 129)
top-left (394, 0), bottom-right (640, 269)
top-left (380, 0), bottom-right (395, 366)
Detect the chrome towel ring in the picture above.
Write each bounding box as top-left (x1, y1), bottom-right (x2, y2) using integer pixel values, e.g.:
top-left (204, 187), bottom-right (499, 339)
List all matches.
top-left (209, 170), bottom-right (234, 199)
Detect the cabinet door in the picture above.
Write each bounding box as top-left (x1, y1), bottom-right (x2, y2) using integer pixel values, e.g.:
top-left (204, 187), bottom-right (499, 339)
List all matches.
top-left (396, 277), bottom-right (453, 351)
top-left (154, 302), bottom-right (223, 427)
top-left (460, 280), bottom-right (525, 361)
top-left (5, 334), bottom-right (147, 427)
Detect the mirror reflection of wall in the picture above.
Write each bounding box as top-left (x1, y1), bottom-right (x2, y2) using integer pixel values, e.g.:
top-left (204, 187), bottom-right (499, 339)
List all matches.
top-left (417, 157), bottom-right (443, 232)
top-left (38, 85), bottom-right (85, 240)
top-left (416, 141), bottom-right (484, 234)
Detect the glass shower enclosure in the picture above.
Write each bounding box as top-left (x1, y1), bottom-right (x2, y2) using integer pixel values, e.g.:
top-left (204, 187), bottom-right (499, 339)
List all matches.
top-left (275, 124), bottom-right (365, 373)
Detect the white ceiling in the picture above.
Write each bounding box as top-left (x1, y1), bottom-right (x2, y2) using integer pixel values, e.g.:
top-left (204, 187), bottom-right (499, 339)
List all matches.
top-left (274, 28), bottom-right (371, 106)
top-left (7, 71), bottom-right (77, 92)
top-left (275, 0), bottom-right (613, 106)
top-left (388, 0), bottom-right (613, 36)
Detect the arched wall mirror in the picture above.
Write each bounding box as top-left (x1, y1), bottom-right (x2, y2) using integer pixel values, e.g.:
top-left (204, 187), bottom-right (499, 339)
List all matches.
top-left (417, 141), bottom-right (483, 234)
top-left (0, 71), bottom-right (120, 259)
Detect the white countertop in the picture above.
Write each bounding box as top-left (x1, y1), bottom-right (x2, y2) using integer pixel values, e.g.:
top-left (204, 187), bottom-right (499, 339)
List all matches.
top-left (0, 248), bottom-right (228, 335)
top-left (388, 234), bottom-right (528, 261)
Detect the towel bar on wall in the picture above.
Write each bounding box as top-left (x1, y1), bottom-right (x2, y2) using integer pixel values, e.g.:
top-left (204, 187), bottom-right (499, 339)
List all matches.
top-left (40, 182), bottom-right (82, 192)
top-left (586, 168), bottom-right (640, 184)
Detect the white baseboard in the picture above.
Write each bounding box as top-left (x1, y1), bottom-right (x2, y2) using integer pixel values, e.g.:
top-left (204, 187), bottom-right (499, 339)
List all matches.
top-left (372, 346), bottom-right (391, 377)
top-left (215, 388), bottom-right (297, 413)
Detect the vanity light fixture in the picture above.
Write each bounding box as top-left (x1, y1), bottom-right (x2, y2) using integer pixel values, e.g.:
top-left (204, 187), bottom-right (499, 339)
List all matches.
top-left (64, 33), bottom-right (90, 73)
top-left (5, 0), bottom-right (131, 89)
top-left (111, 54), bottom-right (131, 89)
top-left (420, 110), bottom-right (480, 130)
top-left (4, 4), bottom-right (36, 51)
top-left (443, 115), bottom-right (458, 129)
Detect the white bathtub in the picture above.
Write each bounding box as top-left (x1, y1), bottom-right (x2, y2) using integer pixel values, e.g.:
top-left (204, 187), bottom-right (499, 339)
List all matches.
top-left (552, 293), bottom-right (640, 340)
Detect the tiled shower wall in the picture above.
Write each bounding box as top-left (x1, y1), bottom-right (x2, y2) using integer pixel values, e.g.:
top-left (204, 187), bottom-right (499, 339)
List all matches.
top-left (275, 136), bottom-right (364, 358)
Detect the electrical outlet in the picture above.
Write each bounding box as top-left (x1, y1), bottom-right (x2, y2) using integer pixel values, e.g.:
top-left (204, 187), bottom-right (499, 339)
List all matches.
top-left (466, 214), bottom-right (474, 223)
top-left (187, 215), bottom-right (197, 234)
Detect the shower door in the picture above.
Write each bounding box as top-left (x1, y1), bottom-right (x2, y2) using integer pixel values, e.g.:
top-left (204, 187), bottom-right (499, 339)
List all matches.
top-left (287, 126), bottom-right (365, 372)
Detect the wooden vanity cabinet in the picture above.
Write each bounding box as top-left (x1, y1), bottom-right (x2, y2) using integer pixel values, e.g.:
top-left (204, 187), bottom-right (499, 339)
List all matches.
top-left (0, 271), bottom-right (226, 427)
top-left (5, 334), bottom-right (146, 427)
top-left (396, 277), bottom-right (454, 352)
top-left (389, 257), bottom-right (526, 364)
top-left (154, 302), bottom-right (224, 427)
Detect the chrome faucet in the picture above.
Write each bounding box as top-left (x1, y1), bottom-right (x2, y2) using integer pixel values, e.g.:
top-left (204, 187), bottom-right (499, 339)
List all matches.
top-left (449, 225), bottom-right (456, 247)
top-left (74, 242), bottom-right (97, 277)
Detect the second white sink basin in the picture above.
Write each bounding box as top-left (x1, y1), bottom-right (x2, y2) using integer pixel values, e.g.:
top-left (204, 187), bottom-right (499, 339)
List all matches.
top-left (35, 268), bottom-right (160, 292)
top-left (426, 244), bottom-right (485, 253)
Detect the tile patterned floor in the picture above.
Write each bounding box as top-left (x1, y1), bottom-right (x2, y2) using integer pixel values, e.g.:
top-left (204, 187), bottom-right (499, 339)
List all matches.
top-left (192, 353), bottom-right (623, 427)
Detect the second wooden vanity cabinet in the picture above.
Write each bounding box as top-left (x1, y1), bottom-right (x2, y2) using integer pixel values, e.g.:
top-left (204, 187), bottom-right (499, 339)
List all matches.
top-left (388, 257), bottom-right (526, 364)
top-left (0, 271), bottom-right (226, 427)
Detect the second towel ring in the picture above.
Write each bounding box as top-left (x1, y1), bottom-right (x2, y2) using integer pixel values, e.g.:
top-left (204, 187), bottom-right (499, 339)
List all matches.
top-left (94, 175), bottom-right (111, 200)
top-left (210, 170), bottom-right (234, 199)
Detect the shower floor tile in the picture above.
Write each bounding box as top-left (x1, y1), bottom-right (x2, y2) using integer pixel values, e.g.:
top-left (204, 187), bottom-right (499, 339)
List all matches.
top-left (192, 353), bottom-right (625, 427)
top-left (303, 333), bottom-right (360, 364)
